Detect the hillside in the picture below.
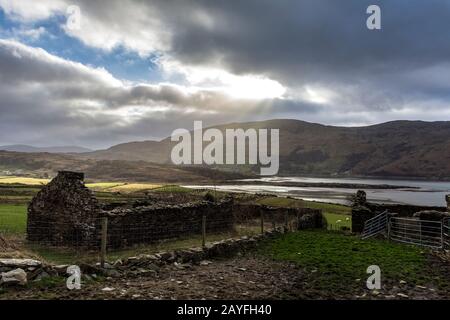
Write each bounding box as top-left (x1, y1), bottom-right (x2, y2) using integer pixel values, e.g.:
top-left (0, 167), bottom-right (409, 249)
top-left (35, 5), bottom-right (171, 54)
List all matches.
top-left (0, 151), bottom-right (248, 183)
top-left (83, 119), bottom-right (450, 180)
top-left (0, 145), bottom-right (92, 153)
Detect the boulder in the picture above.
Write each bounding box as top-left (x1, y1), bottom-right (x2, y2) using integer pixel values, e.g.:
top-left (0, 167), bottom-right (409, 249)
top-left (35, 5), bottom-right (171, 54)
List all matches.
top-left (0, 268), bottom-right (27, 286)
top-left (0, 259), bottom-right (42, 268)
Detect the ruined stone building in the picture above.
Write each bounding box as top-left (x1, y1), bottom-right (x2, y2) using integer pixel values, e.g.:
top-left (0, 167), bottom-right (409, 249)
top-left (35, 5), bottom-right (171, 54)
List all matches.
top-left (27, 171), bottom-right (235, 248)
top-left (27, 171), bottom-right (100, 246)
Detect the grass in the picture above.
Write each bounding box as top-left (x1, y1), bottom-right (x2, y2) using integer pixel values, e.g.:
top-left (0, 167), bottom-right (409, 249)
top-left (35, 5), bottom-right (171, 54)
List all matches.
top-left (20, 225), bottom-right (261, 264)
top-left (260, 230), bottom-right (432, 291)
top-left (0, 177), bottom-right (161, 193)
top-left (0, 176), bottom-right (49, 185)
top-left (255, 196), bottom-right (351, 229)
top-left (152, 185), bottom-right (193, 193)
top-left (0, 204), bottom-right (27, 234)
top-left (85, 182), bottom-right (126, 190)
top-left (324, 213), bottom-right (351, 228)
top-left (107, 183), bottom-right (162, 193)
top-left (86, 182), bottom-right (162, 193)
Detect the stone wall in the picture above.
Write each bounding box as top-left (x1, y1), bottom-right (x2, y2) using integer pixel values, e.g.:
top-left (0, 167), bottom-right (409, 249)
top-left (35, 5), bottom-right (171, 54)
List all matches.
top-left (105, 200), bottom-right (234, 248)
top-left (27, 171), bottom-right (324, 249)
top-left (351, 190), bottom-right (448, 233)
top-left (232, 203), bottom-right (323, 229)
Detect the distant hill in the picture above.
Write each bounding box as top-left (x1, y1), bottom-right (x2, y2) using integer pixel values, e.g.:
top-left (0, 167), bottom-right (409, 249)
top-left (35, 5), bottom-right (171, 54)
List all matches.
top-left (83, 119), bottom-right (450, 180)
top-left (0, 151), bottom-right (248, 183)
top-left (0, 145), bottom-right (92, 154)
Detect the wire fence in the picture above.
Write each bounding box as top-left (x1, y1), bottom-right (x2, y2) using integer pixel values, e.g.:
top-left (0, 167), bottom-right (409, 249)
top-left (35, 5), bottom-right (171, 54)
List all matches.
top-left (0, 206), bottom-right (312, 265)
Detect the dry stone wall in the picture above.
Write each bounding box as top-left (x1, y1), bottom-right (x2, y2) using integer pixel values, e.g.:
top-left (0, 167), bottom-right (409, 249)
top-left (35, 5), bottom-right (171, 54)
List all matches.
top-left (105, 200), bottom-right (234, 248)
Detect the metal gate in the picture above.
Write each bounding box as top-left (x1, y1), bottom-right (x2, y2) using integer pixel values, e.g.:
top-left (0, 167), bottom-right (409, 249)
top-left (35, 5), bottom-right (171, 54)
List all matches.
top-left (361, 211), bottom-right (388, 239)
top-left (443, 217), bottom-right (450, 248)
top-left (388, 217), bottom-right (443, 249)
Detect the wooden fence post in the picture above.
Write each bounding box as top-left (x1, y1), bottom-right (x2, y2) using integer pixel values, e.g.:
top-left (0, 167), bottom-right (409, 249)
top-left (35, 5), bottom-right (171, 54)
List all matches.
top-left (260, 210), bottom-right (264, 234)
top-left (284, 212), bottom-right (289, 231)
top-left (272, 214), bottom-right (276, 230)
top-left (100, 217), bottom-right (108, 268)
top-left (202, 215), bottom-right (207, 248)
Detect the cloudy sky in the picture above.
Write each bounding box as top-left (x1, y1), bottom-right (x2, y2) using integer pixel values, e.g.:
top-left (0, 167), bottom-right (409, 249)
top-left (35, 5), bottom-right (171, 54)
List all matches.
top-left (0, 0), bottom-right (450, 149)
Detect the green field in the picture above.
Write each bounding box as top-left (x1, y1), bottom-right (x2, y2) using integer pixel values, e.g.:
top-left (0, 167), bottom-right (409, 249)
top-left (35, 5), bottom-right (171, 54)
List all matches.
top-left (255, 196), bottom-right (351, 228)
top-left (259, 230), bottom-right (448, 292)
top-left (0, 204), bottom-right (27, 234)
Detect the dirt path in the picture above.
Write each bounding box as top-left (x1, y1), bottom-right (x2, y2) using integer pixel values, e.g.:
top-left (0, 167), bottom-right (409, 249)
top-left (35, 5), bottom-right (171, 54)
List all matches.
top-left (2, 254), bottom-right (450, 300)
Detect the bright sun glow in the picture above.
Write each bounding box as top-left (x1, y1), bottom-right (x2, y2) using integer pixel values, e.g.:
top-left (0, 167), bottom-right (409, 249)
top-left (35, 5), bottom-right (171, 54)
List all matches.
top-left (160, 59), bottom-right (286, 100)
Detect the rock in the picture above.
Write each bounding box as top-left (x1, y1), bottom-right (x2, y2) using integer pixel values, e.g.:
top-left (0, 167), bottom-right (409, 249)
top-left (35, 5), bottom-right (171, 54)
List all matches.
top-left (0, 259), bottom-right (42, 268)
top-left (399, 280), bottom-right (407, 284)
top-left (0, 268), bottom-right (28, 286)
top-left (157, 251), bottom-right (175, 262)
top-left (371, 290), bottom-right (380, 296)
top-left (52, 265), bottom-right (69, 275)
top-left (136, 268), bottom-right (157, 276)
top-left (416, 285), bottom-right (427, 289)
top-left (101, 287), bottom-right (115, 292)
top-left (103, 269), bottom-right (121, 277)
top-left (200, 260), bottom-right (212, 266)
top-left (34, 271), bottom-right (50, 282)
top-left (397, 293), bottom-right (409, 298)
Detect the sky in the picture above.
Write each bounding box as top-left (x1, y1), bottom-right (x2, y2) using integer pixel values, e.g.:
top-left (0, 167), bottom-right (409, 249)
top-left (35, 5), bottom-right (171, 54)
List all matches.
top-left (0, 0), bottom-right (450, 149)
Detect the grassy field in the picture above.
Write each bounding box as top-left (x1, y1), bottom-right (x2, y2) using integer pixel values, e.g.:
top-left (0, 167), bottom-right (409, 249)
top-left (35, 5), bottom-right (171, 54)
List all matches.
top-left (0, 176), bottom-right (164, 193)
top-left (0, 204), bottom-right (27, 234)
top-left (255, 196), bottom-right (351, 228)
top-left (0, 177), bottom-right (49, 185)
top-left (0, 179), bottom-right (355, 264)
top-left (259, 230), bottom-right (448, 293)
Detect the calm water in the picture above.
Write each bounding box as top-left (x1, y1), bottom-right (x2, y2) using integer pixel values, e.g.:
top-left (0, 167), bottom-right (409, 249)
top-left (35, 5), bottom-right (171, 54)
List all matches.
top-left (184, 176), bottom-right (450, 207)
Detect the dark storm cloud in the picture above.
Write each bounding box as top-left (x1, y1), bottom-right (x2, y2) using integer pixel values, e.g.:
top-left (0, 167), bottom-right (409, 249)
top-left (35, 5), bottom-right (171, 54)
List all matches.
top-left (160, 0), bottom-right (450, 82)
top-left (1, 0), bottom-right (450, 148)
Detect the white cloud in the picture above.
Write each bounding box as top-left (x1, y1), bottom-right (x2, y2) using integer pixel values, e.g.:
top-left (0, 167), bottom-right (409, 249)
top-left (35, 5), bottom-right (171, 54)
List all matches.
top-left (0, 0), bottom-right (66, 21)
top-left (13, 26), bottom-right (47, 41)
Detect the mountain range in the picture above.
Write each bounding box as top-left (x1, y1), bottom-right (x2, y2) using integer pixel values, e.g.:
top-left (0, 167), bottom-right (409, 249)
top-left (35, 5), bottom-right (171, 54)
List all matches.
top-left (1, 119), bottom-right (449, 180)
top-left (83, 119), bottom-right (450, 180)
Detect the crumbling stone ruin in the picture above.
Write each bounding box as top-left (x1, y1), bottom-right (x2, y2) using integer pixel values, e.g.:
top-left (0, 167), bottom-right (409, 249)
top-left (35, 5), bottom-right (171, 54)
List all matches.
top-left (27, 171), bottom-right (100, 246)
top-left (351, 190), bottom-right (450, 233)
